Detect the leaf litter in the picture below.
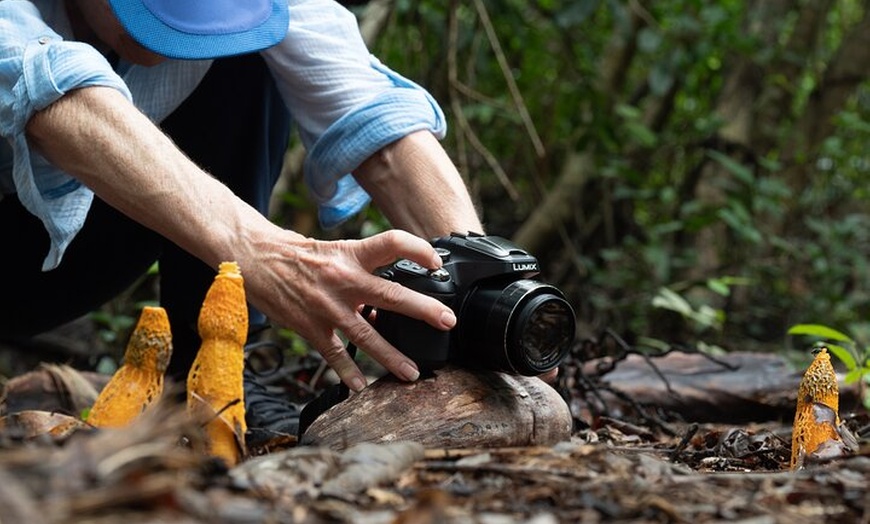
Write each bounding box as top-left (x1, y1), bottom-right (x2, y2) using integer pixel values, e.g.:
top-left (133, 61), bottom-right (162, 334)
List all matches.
top-left (0, 339), bottom-right (869, 522)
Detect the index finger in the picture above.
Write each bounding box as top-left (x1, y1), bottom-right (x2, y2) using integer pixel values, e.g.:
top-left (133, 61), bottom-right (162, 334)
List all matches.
top-left (360, 272), bottom-right (457, 331)
top-left (354, 230), bottom-right (442, 272)
top-left (339, 313), bottom-right (422, 383)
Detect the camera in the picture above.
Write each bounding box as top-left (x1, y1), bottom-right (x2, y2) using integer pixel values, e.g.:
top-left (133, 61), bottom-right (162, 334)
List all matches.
top-left (374, 232), bottom-right (575, 376)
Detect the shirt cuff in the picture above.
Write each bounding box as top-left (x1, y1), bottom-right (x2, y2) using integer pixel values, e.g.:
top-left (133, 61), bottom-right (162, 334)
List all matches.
top-left (11, 38), bottom-right (132, 270)
top-left (303, 61), bottom-right (447, 229)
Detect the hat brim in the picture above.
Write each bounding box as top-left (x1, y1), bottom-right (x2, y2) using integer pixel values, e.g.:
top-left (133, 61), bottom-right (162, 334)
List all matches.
top-left (108, 0), bottom-right (290, 60)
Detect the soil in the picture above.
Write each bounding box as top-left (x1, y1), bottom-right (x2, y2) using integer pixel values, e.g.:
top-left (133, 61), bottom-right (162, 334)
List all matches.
top-left (0, 331), bottom-right (868, 523)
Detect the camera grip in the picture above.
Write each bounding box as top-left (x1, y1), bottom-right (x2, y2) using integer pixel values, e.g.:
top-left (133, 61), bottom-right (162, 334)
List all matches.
top-left (375, 311), bottom-right (452, 371)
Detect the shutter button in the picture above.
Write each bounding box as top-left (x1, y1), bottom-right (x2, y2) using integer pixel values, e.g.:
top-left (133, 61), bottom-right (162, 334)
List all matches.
top-left (430, 268), bottom-right (450, 282)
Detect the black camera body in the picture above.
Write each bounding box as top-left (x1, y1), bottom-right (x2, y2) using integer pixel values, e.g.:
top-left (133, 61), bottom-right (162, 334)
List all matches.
top-left (375, 232), bottom-right (575, 376)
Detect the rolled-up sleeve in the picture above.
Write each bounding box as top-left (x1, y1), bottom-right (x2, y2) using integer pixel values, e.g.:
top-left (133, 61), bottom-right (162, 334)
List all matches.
top-left (0, 0), bottom-right (132, 270)
top-left (261, 0), bottom-right (447, 228)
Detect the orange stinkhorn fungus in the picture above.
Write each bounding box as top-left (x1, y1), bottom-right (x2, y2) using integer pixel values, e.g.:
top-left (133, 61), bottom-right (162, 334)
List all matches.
top-left (790, 346), bottom-right (840, 469)
top-left (187, 261), bottom-right (248, 466)
top-left (88, 306), bottom-right (173, 428)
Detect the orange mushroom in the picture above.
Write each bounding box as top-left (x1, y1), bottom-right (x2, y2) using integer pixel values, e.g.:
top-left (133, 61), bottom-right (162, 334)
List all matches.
top-left (187, 261), bottom-right (248, 466)
top-left (790, 346), bottom-right (840, 469)
top-left (88, 306), bottom-right (173, 428)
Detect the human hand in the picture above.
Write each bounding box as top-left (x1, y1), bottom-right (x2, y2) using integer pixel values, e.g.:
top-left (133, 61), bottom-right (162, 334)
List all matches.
top-left (243, 229), bottom-right (455, 392)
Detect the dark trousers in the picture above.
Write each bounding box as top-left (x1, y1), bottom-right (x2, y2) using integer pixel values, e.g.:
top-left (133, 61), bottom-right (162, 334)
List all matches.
top-left (0, 54), bottom-right (291, 380)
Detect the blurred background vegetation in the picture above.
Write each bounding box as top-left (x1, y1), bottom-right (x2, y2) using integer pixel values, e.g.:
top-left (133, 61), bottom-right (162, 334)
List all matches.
top-left (93, 0), bottom-right (869, 367)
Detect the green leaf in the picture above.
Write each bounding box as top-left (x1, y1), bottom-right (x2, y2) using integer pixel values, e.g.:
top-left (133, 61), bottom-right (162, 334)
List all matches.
top-left (636, 336), bottom-right (671, 352)
top-left (615, 104), bottom-right (642, 119)
top-left (651, 287), bottom-right (692, 316)
top-left (624, 121), bottom-right (658, 147)
top-left (706, 149), bottom-right (754, 184)
top-left (706, 278), bottom-right (731, 297)
top-left (844, 367), bottom-right (864, 385)
top-left (787, 324), bottom-right (854, 343)
top-left (717, 206), bottom-right (762, 244)
top-left (826, 343), bottom-right (858, 371)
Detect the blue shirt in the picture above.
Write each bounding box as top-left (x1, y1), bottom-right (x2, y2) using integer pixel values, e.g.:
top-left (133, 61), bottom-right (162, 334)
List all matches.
top-left (0, 0), bottom-right (447, 270)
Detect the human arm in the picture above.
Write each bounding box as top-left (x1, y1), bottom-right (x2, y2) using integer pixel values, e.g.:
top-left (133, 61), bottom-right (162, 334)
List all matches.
top-left (24, 86), bottom-right (458, 391)
top-left (261, 0), bottom-right (479, 233)
top-left (353, 129), bottom-right (482, 237)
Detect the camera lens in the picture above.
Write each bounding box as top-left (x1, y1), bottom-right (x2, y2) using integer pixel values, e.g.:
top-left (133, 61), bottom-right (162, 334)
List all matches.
top-left (458, 279), bottom-right (575, 375)
top-left (511, 294), bottom-right (575, 368)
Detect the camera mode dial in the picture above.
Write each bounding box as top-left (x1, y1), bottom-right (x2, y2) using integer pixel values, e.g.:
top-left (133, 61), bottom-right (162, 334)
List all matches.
top-left (389, 259), bottom-right (455, 295)
top-left (435, 247), bottom-right (451, 262)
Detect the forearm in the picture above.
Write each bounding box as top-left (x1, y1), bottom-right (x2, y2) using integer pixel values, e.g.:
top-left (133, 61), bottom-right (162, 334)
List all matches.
top-left (24, 86), bottom-right (461, 390)
top-left (353, 130), bottom-right (483, 238)
top-left (24, 86), bottom-right (280, 268)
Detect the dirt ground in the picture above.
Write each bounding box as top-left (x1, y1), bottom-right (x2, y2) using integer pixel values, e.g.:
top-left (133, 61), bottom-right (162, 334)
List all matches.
top-left (0, 335), bottom-right (868, 523)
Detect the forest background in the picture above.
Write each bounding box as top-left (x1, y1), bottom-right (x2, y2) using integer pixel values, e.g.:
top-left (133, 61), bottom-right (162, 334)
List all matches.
top-left (98, 0), bottom-right (870, 373)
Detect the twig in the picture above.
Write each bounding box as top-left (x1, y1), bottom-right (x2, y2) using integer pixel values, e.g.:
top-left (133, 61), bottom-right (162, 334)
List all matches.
top-left (447, 3), bottom-right (519, 201)
top-left (599, 416), bottom-right (656, 441)
top-left (628, 0), bottom-right (659, 29)
top-left (421, 460), bottom-right (588, 482)
top-left (471, 0), bottom-right (545, 158)
top-left (447, 0), bottom-right (470, 181)
top-left (669, 423), bottom-right (699, 462)
top-left (423, 446), bottom-right (554, 460)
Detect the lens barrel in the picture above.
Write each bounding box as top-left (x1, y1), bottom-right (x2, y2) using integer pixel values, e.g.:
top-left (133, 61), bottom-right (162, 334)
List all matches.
top-left (458, 279), bottom-right (575, 375)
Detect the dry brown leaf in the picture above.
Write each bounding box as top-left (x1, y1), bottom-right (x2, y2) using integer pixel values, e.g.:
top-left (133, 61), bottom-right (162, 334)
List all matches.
top-left (320, 441), bottom-right (425, 498)
top-left (229, 446), bottom-right (342, 501)
top-left (0, 363), bottom-right (105, 416)
top-left (40, 363), bottom-right (101, 412)
top-left (0, 410), bottom-right (87, 441)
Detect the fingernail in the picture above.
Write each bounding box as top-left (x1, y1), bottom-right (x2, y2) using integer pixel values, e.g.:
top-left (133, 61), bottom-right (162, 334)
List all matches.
top-left (401, 362), bottom-right (420, 381)
top-left (441, 310), bottom-right (457, 328)
top-left (350, 376), bottom-right (367, 392)
top-left (432, 253), bottom-right (443, 267)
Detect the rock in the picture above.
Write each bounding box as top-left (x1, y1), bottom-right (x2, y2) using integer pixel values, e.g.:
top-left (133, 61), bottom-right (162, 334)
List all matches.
top-left (301, 366), bottom-right (571, 450)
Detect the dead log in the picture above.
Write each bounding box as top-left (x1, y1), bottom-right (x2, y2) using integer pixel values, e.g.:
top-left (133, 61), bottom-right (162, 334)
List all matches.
top-left (301, 366), bottom-right (572, 451)
top-left (584, 351), bottom-right (862, 424)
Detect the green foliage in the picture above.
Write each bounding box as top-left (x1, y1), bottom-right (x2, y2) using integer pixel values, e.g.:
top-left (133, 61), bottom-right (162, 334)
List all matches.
top-left (652, 286), bottom-right (724, 333)
top-left (368, 0), bottom-right (870, 356)
top-left (79, 0), bottom-right (862, 366)
top-left (90, 310), bottom-right (137, 345)
top-left (89, 265), bottom-right (159, 355)
top-left (788, 323), bottom-right (870, 409)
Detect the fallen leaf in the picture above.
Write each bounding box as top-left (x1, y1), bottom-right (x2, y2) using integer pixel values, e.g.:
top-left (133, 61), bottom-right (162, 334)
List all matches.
top-left (0, 410), bottom-right (87, 441)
